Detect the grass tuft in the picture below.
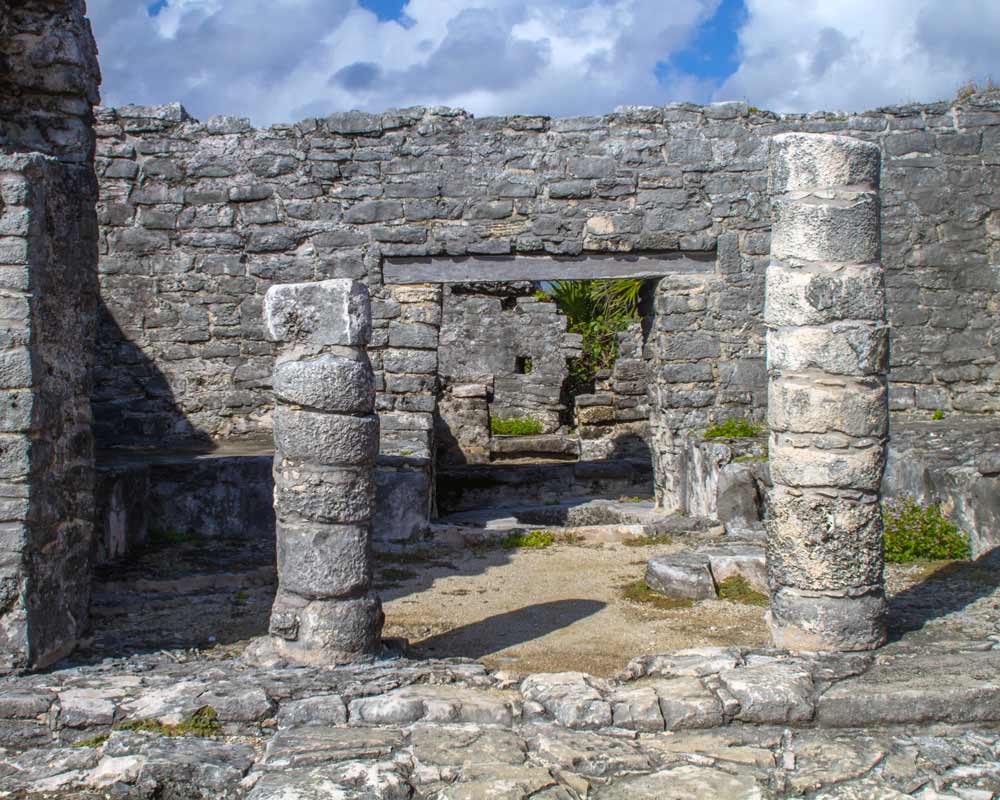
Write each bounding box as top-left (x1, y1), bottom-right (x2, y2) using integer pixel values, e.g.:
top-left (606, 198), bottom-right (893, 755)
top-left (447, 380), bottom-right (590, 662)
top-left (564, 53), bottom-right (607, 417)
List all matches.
top-left (883, 494), bottom-right (971, 563)
top-left (621, 580), bottom-right (694, 610)
top-left (491, 417), bottom-right (544, 436)
top-left (703, 418), bottom-right (764, 440)
top-left (115, 707), bottom-right (222, 738)
top-left (73, 734), bottom-right (110, 749)
top-left (622, 533), bottom-right (673, 547)
top-left (501, 529), bottom-right (556, 549)
top-left (932, 409), bottom-right (946, 420)
top-left (716, 576), bottom-right (768, 607)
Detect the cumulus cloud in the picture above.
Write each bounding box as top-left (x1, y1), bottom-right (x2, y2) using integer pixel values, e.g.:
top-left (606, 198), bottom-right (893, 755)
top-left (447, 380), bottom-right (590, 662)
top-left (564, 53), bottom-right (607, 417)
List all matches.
top-left (715, 0), bottom-right (1000, 112)
top-left (87, 0), bottom-right (721, 124)
top-left (87, 0), bottom-right (1000, 124)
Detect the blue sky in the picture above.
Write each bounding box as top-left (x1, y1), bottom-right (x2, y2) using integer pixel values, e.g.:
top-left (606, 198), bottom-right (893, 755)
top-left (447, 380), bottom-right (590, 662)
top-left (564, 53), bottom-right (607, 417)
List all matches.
top-left (91, 0), bottom-right (1000, 126)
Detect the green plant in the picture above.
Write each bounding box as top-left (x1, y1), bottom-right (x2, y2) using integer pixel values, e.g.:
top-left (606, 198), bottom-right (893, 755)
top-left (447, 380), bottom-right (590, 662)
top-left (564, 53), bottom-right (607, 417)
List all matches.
top-left (546, 278), bottom-right (644, 396)
top-left (73, 734), bottom-right (110, 749)
top-left (491, 416), bottom-right (544, 436)
top-left (501, 529), bottom-right (555, 549)
top-left (932, 409), bottom-right (946, 421)
top-left (621, 580), bottom-right (693, 610)
top-left (716, 576), bottom-right (769, 607)
top-left (703, 418), bottom-right (764, 440)
top-left (882, 495), bottom-right (971, 563)
top-left (116, 707), bottom-right (222, 738)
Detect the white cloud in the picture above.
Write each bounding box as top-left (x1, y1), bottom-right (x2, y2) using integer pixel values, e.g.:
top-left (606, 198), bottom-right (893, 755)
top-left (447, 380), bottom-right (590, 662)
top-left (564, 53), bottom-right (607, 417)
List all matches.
top-left (715, 0), bottom-right (1000, 113)
top-left (88, 0), bottom-right (1000, 124)
top-left (87, 0), bottom-right (720, 125)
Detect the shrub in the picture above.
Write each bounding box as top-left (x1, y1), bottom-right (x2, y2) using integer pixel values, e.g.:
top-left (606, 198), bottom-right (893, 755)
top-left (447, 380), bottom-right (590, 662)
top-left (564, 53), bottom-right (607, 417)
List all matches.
top-left (932, 409), bottom-right (945, 421)
top-left (491, 416), bottom-right (543, 436)
top-left (703, 418), bottom-right (764, 440)
top-left (501, 529), bottom-right (555, 549)
top-left (883, 495), bottom-right (971, 563)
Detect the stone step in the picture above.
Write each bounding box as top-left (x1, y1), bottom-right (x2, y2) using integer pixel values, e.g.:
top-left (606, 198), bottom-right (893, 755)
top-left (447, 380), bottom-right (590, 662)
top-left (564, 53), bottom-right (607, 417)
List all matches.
top-left (490, 434), bottom-right (581, 460)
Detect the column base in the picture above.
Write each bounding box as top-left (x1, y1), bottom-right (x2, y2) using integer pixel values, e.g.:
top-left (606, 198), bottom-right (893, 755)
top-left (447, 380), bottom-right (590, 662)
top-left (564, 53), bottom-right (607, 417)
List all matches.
top-left (264, 590), bottom-right (384, 666)
top-left (767, 586), bottom-right (887, 652)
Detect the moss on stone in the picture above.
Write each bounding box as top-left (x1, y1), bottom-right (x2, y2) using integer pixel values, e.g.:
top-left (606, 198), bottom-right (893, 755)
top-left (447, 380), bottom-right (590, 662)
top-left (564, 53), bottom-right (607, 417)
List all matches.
top-left (717, 576), bottom-right (769, 607)
top-left (621, 580), bottom-right (694, 610)
top-left (115, 706), bottom-right (222, 738)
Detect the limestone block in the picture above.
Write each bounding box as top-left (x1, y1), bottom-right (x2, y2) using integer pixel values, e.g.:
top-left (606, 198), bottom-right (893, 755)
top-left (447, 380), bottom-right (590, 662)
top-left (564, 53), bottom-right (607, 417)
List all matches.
top-left (276, 521), bottom-right (371, 599)
top-left (764, 262), bottom-right (884, 326)
top-left (769, 133), bottom-right (880, 194)
top-left (717, 662), bottom-right (815, 724)
top-left (771, 194), bottom-right (880, 264)
top-left (700, 545), bottom-right (768, 594)
top-left (269, 590), bottom-right (383, 664)
top-left (651, 677), bottom-right (724, 730)
top-left (645, 554), bottom-right (716, 600)
top-left (274, 462), bottom-right (376, 524)
top-left (766, 487), bottom-right (884, 591)
top-left (576, 405), bottom-right (615, 425)
top-left (263, 279), bottom-right (372, 347)
top-left (273, 353), bottom-right (375, 414)
top-left (273, 407), bottom-right (379, 466)
top-left (767, 586), bottom-right (887, 652)
top-left (768, 375), bottom-right (887, 437)
top-left (769, 432), bottom-right (885, 491)
top-left (766, 324), bottom-right (888, 377)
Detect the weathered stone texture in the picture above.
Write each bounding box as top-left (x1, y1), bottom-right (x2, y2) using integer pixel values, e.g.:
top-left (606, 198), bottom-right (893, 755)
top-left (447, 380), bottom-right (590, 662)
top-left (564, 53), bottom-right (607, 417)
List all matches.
top-left (90, 97), bottom-right (1000, 453)
top-left (263, 279), bottom-right (382, 664)
top-left (765, 133), bottom-right (888, 652)
top-left (0, 1), bottom-right (100, 672)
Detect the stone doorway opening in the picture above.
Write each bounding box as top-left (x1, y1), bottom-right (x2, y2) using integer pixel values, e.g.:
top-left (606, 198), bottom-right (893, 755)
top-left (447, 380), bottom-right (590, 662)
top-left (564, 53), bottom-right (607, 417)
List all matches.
top-left (375, 252), bottom-right (777, 674)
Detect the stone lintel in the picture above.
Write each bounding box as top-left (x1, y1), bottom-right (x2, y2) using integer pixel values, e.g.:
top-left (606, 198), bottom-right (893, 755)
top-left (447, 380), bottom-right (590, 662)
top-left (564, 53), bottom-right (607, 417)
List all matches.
top-left (383, 252), bottom-right (715, 285)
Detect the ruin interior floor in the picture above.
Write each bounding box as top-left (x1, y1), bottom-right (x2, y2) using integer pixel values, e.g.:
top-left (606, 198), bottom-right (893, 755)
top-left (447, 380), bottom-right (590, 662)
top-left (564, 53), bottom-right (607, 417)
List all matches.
top-left (84, 515), bottom-right (1000, 677)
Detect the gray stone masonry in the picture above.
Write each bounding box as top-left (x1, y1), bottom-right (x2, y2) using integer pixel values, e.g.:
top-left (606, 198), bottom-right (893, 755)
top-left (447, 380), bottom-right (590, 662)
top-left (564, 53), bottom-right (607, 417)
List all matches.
top-left (0, 0), bottom-right (100, 672)
top-left (91, 97), bottom-right (1000, 455)
top-left (765, 133), bottom-right (888, 652)
top-left (262, 279), bottom-right (383, 664)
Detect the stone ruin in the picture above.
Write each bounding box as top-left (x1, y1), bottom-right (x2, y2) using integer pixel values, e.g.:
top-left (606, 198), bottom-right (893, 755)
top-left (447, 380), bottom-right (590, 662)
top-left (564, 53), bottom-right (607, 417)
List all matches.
top-left (1, 0), bottom-right (999, 674)
top-left (3, 5), bottom-right (1000, 799)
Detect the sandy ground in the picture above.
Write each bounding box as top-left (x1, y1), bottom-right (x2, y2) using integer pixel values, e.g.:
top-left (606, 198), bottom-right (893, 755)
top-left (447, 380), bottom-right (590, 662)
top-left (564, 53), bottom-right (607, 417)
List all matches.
top-left (83, 528), bottom-right (999, 678)
top-left (379, 538), bottom-right (771, 677)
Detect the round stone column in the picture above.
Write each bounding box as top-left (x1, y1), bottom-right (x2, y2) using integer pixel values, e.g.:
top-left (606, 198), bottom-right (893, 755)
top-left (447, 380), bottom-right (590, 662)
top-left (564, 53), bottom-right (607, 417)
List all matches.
top-left (765, 133), bottom-right (889, 651)
top-left (263, 279), bottom-right (383, 664)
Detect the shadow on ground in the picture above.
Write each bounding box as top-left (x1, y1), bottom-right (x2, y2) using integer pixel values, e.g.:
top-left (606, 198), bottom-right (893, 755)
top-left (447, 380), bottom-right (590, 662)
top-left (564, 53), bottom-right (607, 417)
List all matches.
top-left (408, 599), bottom-right (606, 660)
top-left (887, 548), bottom-right (1000, 640)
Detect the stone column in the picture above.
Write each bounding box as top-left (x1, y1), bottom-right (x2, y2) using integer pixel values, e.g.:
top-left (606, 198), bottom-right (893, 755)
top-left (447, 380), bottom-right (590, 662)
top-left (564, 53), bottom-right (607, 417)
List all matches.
top-left (765, 133), bottom-right (889, 651)
top-left (263, 279), bottom-right (383, 665)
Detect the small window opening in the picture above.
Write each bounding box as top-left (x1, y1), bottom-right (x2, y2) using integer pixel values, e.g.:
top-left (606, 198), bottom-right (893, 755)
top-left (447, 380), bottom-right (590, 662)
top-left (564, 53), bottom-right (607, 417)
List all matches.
top-left (516, 356), bottom-right (533, 375)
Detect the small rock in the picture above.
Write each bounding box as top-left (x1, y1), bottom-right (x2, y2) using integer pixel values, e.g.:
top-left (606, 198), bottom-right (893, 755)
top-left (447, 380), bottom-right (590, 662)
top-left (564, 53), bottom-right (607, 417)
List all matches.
top-left (646, 553), bottom-right (716, 599)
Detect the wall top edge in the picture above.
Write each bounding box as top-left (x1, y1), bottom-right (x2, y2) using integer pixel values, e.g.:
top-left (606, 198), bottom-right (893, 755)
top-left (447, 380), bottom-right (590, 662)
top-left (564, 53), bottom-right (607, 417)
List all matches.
top-left (93, 93), bottom-right (1000, 138)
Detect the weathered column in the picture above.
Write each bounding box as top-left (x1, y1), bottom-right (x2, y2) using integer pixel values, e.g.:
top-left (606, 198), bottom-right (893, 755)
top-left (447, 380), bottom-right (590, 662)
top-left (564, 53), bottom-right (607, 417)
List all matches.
top-left (765, 133), bottom-right (888, 651)
top-left (263, 279), bottom-right (383, 664)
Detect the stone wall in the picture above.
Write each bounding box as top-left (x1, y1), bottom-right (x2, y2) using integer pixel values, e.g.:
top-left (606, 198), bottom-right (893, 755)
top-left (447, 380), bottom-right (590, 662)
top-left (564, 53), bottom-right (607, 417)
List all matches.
top-left (0, 0), bottom-right (100, 670)
top-left (92, 97), bottom-right (1000, 460)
